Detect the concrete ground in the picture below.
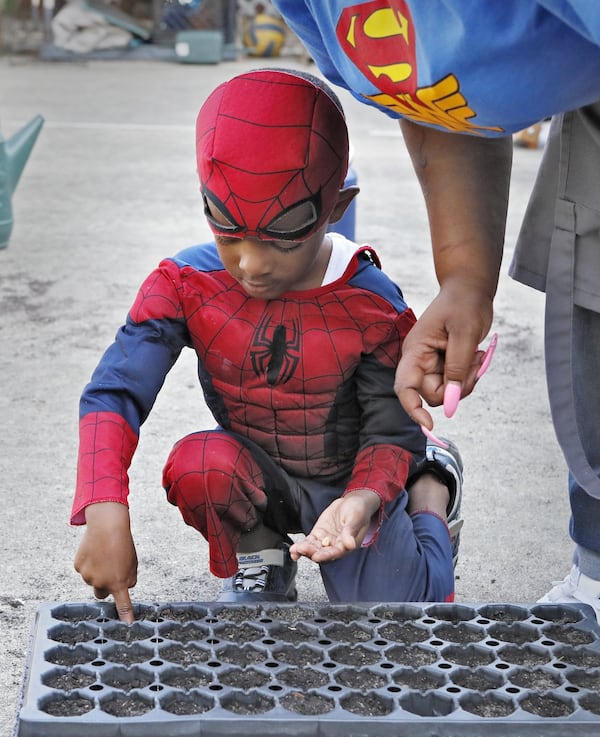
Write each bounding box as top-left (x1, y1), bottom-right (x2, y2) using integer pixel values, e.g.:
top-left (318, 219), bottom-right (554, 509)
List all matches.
top-left (0, 51), bottom-right (573, 734)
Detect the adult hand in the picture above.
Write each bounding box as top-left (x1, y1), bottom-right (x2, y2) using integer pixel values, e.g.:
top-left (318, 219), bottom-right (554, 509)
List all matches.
top-left (395, 277), bottom-right (493, 428)
top-left (396, 120), bottom-right (512, 427)
top-left (289, 489), bottom-right (380, 563)
top-left (74, 502), bottom-right (138, 623)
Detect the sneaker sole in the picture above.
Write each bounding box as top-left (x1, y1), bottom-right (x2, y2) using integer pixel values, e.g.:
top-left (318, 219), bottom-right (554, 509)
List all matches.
top-left (217, 587), bottom-right (298, 603)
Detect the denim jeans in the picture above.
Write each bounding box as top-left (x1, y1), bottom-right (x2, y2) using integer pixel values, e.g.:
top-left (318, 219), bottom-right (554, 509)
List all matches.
top-left (569, 305), bottom-right (600, 578)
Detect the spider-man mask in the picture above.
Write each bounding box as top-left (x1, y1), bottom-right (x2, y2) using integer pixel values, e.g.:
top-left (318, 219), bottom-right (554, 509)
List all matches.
top-left (196, 69), bottom-right (349, 242)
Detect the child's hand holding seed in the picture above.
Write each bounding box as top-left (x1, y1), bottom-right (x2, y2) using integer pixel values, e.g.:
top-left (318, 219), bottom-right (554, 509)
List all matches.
top-left (289, 489), bottom-right (381, 563)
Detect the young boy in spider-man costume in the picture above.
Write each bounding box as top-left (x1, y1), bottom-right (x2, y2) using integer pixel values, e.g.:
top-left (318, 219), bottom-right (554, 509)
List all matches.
top-left (72, 68), bottom-right (464, 623)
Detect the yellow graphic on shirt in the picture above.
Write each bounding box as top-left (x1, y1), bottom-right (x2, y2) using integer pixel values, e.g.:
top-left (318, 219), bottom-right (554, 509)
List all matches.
top-left (366, 74), bottom-right (503, 134)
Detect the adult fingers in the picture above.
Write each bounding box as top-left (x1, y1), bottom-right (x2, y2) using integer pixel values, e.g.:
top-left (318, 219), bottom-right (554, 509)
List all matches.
top-left (441, 324), bottom-right (484, 416)
top-left (394, 357), bottom-right (437, 427)
top-left (395, 385), bottom-right (433, 428)
top-left (394, 333), bottom-right (447, 423)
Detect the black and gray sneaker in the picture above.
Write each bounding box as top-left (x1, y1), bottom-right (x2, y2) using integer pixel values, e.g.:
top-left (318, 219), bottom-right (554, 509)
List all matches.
top-left (218, 541), bottom-right (298, 602)
top-left (412, 438), bottom-right (464, 568)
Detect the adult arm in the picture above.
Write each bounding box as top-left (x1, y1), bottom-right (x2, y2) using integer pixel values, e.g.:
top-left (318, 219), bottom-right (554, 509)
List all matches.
top-left (394, 119), bottom-right (513, 427)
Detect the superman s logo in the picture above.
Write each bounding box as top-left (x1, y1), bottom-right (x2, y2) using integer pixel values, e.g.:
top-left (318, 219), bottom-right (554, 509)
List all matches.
top-left (335, 0), bottom-right (503, 134)
top-left (336, 0), bottom-right (417, 96)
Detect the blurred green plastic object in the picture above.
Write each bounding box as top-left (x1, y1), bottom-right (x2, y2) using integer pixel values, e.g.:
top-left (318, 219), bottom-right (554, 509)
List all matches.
top-left (0, 115), bottom-right (44, 249)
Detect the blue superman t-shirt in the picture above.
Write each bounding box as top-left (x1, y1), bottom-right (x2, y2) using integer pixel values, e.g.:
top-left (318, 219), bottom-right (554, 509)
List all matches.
top-left (274, 0), bottom-right (600, 136)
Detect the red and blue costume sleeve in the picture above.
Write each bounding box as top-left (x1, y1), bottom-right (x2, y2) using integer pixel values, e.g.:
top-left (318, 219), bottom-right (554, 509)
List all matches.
top-left (71, 264), bottom-right (192, 523)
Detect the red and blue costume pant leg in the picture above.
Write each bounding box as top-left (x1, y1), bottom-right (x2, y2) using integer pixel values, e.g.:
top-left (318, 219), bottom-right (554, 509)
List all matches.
top-left (163, 429), bottom-right (454, 602)
top-left (163, 430), bottom-right (270, 579)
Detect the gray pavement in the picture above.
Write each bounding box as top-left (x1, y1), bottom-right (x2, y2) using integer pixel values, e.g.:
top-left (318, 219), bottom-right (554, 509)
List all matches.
top-left (0, 53), bottom-right (572, 734)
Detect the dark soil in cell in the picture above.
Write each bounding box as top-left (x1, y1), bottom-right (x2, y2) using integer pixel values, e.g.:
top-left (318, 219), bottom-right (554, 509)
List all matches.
top-left (434, 624), bottom-right (484, 644)
top-left (259, 605), bottom-right (314, 623)
top-left (543, 625), bottom-right (595, 645)
top-left (340, 692), bottom-right (392, 716)
top-left (222, 692), bottom-right (275, 715)
top-left (215, 623), bottom-right (263, 642)
top-left (324, 623), bottom-right (371, 643)
top-left (328, 645), bottom-right (380, 666)
top-left (219, 668), bottom-right (269, 689)
top-left (104, 623), bottom-right (153, 643)
top-left (161, 668), bottom-right (212, 690)
top-left (159, 623), bottom-right (208, 642)
top-left (41, 695), bottom-right (94, 716)
top-left (281, 691), bottom-right (335, 715)
top-left (267, 623), bottom-right (316, 644)
top-left (567, 668), bottom-right (600, 689)
top-left (162, 694), bottom-right (213, 715)
top-left (425, 605), bottom-right (475, 623)
top-left (498, 646), bottom-right (549, 667)
top-left (441, 645), bottom-right (494, 667)
top-left (335, 667), bottom-right (386, 690)
top-left (219, 606), bottom-right (264, 623)
top-left (385, 645), bottom-right (438, 667)
top-left (49, 627), bottom-right (98, 645)
top-left (42, 669), bottom-right (96, 691)
top-left (318, 606), bottom-right (363, 624)
top-left (520, 693), bottom-right (573, 717)
top-left (51, 608), bottom-right (101, 623)
top-left (100, 693), bottom-right (153, 717)
top-left (461, 695), bottom-right (514, 718)
top-left (159, 644), bottom-right (210, 666)
top-left (580, 693), bottom-right (600, 715)
top-left (392, 668), bottom-right (445, 690)
top-left (509, 668), bottom-right (562, 690)
top-left (46, 646), bottom-right (94, 667)
top-left (488, 624), bottom-right (538, 645)
top-left (218, 645), bottom-right (266, 666)
top-left (556, 648), bottom-right (600, 668)
top-left (102, 670), bottom-right (154, 691)
top-left (450, 668), bottom-right (503, 691)
top-left (272, 644), bottom-right (322, 666)
top-left (478, 606), bottom-right (528, 622)
top-left (150, 607), bottom-right (207, 623)
top-left (372, 605), bottom-right (420, 622)
top-left (378, 622), bottom-right (429, 643)
top-left (532, 607), bottom-right (581, 624)
top-left (103, 646), bottom-right (154, 666)
top-left (278, 667), bottom-right (329, 689)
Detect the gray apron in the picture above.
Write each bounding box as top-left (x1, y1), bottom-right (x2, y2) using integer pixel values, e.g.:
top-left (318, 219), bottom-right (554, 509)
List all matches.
top-left (510, 103), bottom-right (600, 498)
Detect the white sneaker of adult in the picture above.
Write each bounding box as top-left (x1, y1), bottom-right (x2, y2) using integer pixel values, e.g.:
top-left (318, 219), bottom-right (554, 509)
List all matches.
top-left (538, 565), bottom-right (600, 623)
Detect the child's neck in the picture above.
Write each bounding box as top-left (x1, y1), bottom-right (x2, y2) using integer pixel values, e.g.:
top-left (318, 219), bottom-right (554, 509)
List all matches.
top-left (299, 234), bottom-right (333, 290)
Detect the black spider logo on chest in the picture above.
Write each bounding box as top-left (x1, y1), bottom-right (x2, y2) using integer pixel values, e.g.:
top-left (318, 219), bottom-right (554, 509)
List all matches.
top-left (250, 312), bottom-right (301, 385)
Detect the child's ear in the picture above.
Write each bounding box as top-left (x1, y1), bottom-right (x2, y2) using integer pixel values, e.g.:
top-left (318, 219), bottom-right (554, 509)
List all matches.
top-left (328, 186), bottom-right (360, 223)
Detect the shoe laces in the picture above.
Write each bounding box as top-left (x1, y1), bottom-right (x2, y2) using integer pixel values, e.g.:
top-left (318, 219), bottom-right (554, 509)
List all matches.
top-left (233, 564), bottom-right (270, 592)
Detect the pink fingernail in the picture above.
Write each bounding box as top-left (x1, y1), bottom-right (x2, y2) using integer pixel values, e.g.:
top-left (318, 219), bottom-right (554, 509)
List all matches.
top-left (476, 332), bottom-right (498, 379)
top-left (420, 425), bottom-right (450, 449)
top-left (443, 381), bottom-right (461, 418)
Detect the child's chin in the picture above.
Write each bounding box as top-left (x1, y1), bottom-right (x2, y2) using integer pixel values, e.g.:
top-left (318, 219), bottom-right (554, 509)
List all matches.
top-left (241, 281), bottom-right (281, 299)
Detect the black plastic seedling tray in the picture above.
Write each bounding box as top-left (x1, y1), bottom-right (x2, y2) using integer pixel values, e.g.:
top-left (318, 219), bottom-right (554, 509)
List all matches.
top-left (14, 600), bottom-right (600, 736)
